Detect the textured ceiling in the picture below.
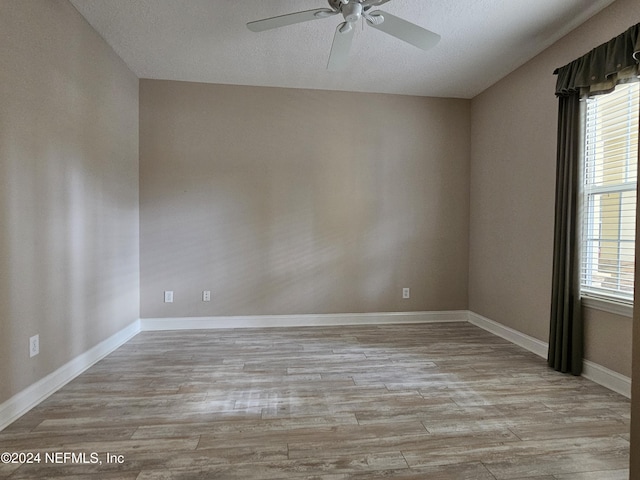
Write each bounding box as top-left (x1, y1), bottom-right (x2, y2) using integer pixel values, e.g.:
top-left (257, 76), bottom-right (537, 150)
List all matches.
top-left (69, 0), bottom-right (616, 98)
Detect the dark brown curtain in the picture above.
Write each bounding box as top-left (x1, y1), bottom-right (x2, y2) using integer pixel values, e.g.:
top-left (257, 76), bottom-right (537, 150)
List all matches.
top-left (549, 23), bottom-right (640, 375)
top-left (554, 23), bottom-right (640, 96)
top-left (548, 93), bottom-right (582, 375)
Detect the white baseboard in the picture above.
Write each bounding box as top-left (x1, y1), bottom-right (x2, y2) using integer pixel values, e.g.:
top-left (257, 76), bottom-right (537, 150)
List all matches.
top-left (467, 311), bottom-right (548, 358)
top-left (467, 311), bottom-right (631, 398)
top-left (0, 320), bottom-right (141, 432)
top-left (582, 360), bottom-right (632, 398)
top-left (141, 310), bottom-right (468, 331)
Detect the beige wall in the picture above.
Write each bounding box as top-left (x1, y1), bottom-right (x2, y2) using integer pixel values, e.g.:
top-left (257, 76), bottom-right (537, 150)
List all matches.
top-left (632, 176), bottom-right (640, 479)
top-left (0, 0), bottom-right (139, 404)
top-left (469, 0), bottom-right (640, 472)
top-left (584, 307), bottom-right (633, 377)
top-left (139, 80), bottom-right (470, 318)
top-left (2, 0), bottom-right (637, 466)
top-left (469, 0), bottom-right (640, 375)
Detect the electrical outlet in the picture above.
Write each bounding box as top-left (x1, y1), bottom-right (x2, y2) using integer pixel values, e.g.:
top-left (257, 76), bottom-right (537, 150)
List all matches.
top-left (402, 287), bottom-right (410, 299)
top-left (29, 334), bottom-right (39, 358)
top-left (203, 290), bottom-right (211, 302)
top-left (164, 291), bottom-right (174, 303)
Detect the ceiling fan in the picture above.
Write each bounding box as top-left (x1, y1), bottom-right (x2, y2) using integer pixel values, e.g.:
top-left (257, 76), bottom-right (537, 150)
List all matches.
top-left (247, 0), bottom-right (440, 71)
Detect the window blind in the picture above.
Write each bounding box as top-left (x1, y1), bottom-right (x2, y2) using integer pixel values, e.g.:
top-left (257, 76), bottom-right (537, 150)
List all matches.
top-left (581, 82), bottom-right (639, 303)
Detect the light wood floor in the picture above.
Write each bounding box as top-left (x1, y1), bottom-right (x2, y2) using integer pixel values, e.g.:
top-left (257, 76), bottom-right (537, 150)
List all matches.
top-left (0, 322), bottom-right (630, 479)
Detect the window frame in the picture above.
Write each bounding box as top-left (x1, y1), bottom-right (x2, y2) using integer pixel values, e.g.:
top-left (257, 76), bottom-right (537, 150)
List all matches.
top-left (579, 81), bottom-right (639, 314)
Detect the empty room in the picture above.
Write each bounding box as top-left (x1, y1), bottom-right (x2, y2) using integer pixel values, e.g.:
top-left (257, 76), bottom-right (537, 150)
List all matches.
top-left (1, 0), bottom-right (640, 478)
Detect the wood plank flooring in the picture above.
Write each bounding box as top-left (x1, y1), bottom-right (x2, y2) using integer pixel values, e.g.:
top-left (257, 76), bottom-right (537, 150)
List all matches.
top-left (0, 322), bottom-right (630, 479)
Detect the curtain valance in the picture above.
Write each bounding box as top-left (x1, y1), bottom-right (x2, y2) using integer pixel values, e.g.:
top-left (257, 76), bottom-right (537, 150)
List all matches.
top-left (554, 22), bottom-right (640, 96)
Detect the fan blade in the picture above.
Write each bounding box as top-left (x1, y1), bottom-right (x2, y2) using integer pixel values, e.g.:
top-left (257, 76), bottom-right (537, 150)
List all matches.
top-left (247, 8), bottom-right (337, 32)
top-left (368, 11), bottom-right (440, 51)
top-left (327, 22), bottom-right (355, 71)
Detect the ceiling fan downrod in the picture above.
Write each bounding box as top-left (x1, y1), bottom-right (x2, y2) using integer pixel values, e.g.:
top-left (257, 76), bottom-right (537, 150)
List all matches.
top-left (328, 0), bottom-right (386, 26)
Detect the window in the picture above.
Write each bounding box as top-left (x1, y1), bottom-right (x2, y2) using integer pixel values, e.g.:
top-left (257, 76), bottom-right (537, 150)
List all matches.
top-left (581, 82), bottom-right (639, 305)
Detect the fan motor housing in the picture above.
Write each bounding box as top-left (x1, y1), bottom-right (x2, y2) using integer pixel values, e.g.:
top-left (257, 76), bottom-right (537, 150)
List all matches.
top-left (342, 3), bottom-right (362, 22)
top-left (328, 0), bottom-right (390, 11)
top-left (327, 0), bottom-right (346, 10)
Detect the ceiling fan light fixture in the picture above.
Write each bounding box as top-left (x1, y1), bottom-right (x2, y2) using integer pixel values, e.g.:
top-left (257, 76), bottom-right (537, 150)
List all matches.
top-left (364, 12), bottom-right (384, 26)
top-left (339, 21), bottom-right (354, 33)
top-left (341, 2), bottom-right (363, 23)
